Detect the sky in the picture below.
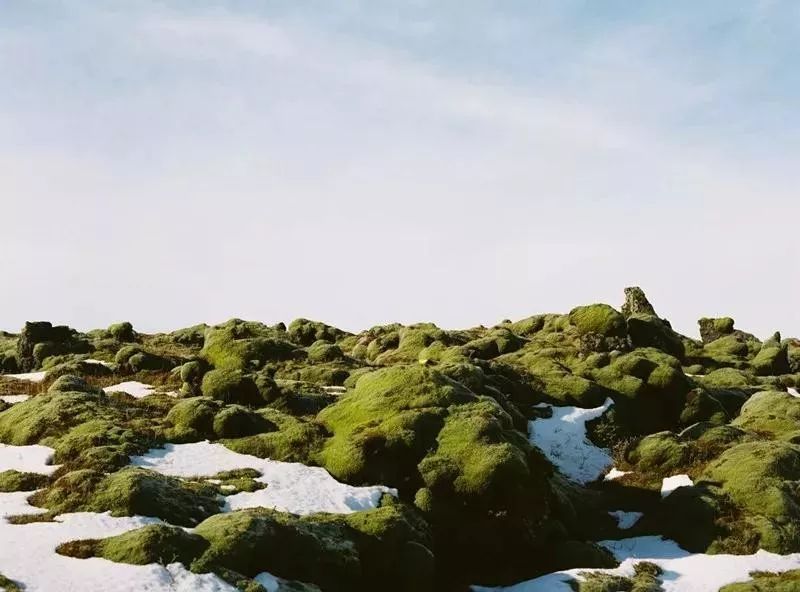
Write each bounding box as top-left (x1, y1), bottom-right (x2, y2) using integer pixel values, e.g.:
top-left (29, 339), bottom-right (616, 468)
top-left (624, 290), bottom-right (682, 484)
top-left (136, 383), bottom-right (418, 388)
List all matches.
top-left (1, 1), bottom-right (799, 339)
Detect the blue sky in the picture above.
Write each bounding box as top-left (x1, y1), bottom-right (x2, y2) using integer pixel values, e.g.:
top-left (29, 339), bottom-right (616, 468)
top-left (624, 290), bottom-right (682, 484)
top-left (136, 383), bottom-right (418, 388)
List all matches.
top-left (1, 1), bottom-right (798, 338)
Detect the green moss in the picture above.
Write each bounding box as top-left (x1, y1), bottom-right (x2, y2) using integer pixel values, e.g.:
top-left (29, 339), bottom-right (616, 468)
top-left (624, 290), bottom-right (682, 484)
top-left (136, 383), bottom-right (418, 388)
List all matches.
top-left (202, 320), bottom-right (297, 371)
top-left (626, 315), bottom-right (685, 360)
top-left (719, 569), bottom-right (800, 592)
top-left (223, 411), bottom-right (324, 463)
top-left (568, 304), bottom-right (626, 337)
top-left (108, 321), bottom-right (137, 342)
top-left (189, 504), bottom-right (433, 592)
top-left (571, 561), bottom-right (663, 592)
top-left (57, 523), bottom-right (208, 567)
top-left (201, 369), bottom-right (262, 406)
top-left (0, 573), bottom-right (22, 592)
top-left (33, 467), bottom-right (221, 527)
top-left (213, 405), bottom-right (275, 438)
top-left (732, 390), bottom-right (800, 440)
top-left (306, 341), bottom-right (346, 363)
top-left (317, 364), bottom-right (553, 585)
top-left (628, 432), bottom-right (689, 474)
top-left (702, 441), bottom-right (800, 552)
top-left (704, 335), bottom-right (750, 359)
top-left (752, 345), bottom-right (790, 376)
top-left (591, 351), bottom-right (691, 434)
top-left (166, 397), bottom-right (219, 442)
top-left (698, 317), bottom-right (735, 343)
top-left (697, 368), bottom-right (755, 389)
top-left (0, 470), bottom-right (49, 492)
top-left (287, 319), bottom-right (347, 347)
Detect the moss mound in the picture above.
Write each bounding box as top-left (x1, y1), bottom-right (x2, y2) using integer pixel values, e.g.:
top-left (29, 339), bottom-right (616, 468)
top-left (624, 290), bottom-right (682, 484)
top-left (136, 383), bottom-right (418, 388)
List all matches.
top-left (317, 364), bottom-right (553, 586)
top-left (568, 304), bottom-right (627, 337)
top-left (201, 369), bottom-right (262, 406)
top-left (719, 569), bottom-right (800, 592)
top-left (702, 441), bottom-right (800, 552)
top-left (33, 467), bottom-right (221, 526)
top-left (0, 470), bottom-right (49, 492)
top-left (732, 391), bottom-right (800, 440)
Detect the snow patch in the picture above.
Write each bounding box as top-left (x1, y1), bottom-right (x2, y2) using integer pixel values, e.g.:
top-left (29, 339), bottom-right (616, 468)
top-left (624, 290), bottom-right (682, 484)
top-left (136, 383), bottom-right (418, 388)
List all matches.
top-left (131, 441), bottom-right (396, 515)
top-left (661, 474), bottom-right (693, 498)
top-left (0, 493), bottom-right (236, 591)
top-left (103, 381), bottom-right (155, 398)
top-left (5, 371), bottom-right (46, 383)
top-left (85, 359), bottom-right (114, 368)
top-left (528, 398), bottom-right (614, 484)
top-left (608, 510), bottom-right (643, 530)
top-left (0, 444), bottom-right (59, 475)
top-left (788, 387), bottom-right (800, 398)
top-left (603, 467), bottom-right (631, 481)
top-left (0, 395), bottom-right (29, 404)
top-left (254, 572), bottom-right (280, 592)
top-left (473, 536), bottom-right (800, 592)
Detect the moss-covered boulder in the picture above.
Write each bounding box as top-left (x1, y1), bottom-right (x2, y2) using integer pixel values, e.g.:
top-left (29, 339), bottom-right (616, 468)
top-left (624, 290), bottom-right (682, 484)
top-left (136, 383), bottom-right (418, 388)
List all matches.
top-left (223, 409), bottom-right (325, 464)
top-left (569, 304), bottom-right (627, 338)
top-left (107, 321), bottom-right (137, 343)
top-left (731, 390), bottom-right (800, 440)
top-left (628, 431), bottom-right (689, 474)
top-left (202, 320), bottom-right (297, 371)
top-left (16, 321), bottom-right (91, 371)
top-left (191, 503), bottom-right (434, 592)
top-left (0, 470), bottom-right (49, 492)
top-left (571, 562), bottom-right (662, 592)
top-left (34, 467), bottom-right (221, 526)
top-left (719, 569), bottom-right (800, 592)
top-left (201, 369), bottom-right (262, 406)
top-left (287, 319), bottom-right (347, 347)
top-left (698, 317), bottom-right (735, 344)
top-left (58, 523), bottom-right (208, 566)
top-left (166, 397), bottom-right (219, 441)
top-left (591, 350), bottom-right (691, 435)
top-left (752, 344), bottom-right (791, 376)
top-left (702, 441), bottom-right (800, 552)
top-left (317, 364), bottom-right (553, 586)
top-left (213, 405), bottom-right (275, 438)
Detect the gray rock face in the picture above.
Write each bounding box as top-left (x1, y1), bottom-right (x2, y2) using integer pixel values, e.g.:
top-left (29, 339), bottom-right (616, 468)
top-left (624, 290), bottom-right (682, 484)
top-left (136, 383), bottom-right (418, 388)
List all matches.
top-left (621, 286), bottom-right (657, 318)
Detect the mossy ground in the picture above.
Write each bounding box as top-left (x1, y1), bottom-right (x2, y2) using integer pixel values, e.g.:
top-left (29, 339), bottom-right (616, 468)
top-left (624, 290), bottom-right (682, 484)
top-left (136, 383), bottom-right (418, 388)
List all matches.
top-left (3, 287), bottom-right (800, 590)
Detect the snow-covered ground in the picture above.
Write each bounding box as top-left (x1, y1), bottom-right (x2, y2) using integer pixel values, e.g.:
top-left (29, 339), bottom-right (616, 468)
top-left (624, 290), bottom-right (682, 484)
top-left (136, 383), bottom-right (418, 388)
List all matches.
top-left (102, 381), bottom-right (155, 398)
top-left (0, 492), bottom-right (237, 592)
top-left (528, 399), bottom-right (614, 484)
top-left (0, 444), bottom-right (59, 475)
top-left (85, 359), bottom-right (114, 368)
top-left (608, 510), bottom-right (643, 530)
top-left (0, 395), bottom-right (29, 404)
top-left (473, 536), bottom-right (800, 592)
top-left (788, 387), bottom-right (800, 398)
top-left (4, 371), bottom-right (47, 383)
top-left (661, 474), bottom-right (694, 498)
top-left (603, 467), bottom-right (631, 481)
top-left (131, 441), bottom-right (396, 515)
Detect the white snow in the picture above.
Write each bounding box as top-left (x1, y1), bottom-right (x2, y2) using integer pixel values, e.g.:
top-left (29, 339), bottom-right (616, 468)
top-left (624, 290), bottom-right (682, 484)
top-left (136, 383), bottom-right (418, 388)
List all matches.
top-left (528, 398), bottom-right (614, 484)
top-left (603, 467), bottom-right (631, 481)
top-left (4, 371), bottom-right (47, 383)
top-left (85, 359), bottom-right (114, 368)
top-left (254, 572), bottom-right (280, 592)
top-left (103, 381), bottom-right (155, 398)
top-left (788, 387), bottom-right (800, 398)
top-left (131, 441), bottom-right (396, 515)
top-left (0, 395), bottom-right (29, 404)
top-left (0, 493), bottom-right (237, 592)
top-left (473, 536), bottom-right (800, 592)
top-left (0, 444), bottom-right (59, 475)
top-left (661, 474), bottom-right (693, 498)
top-left (608, 510), bottom-right (643, 530)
